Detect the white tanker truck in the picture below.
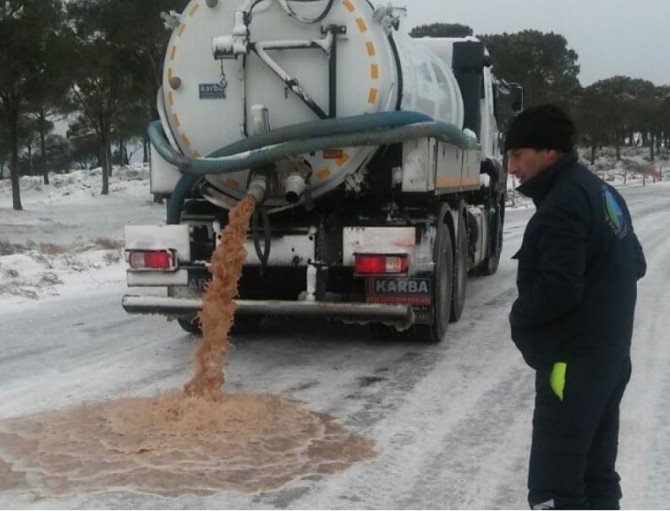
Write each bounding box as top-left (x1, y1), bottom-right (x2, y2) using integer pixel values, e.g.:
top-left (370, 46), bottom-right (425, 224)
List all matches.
top-left (122, 0), bottom-right (521, 342)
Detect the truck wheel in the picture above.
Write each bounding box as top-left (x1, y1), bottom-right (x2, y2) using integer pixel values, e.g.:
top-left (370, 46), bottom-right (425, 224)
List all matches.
top-left (478, 199), bottom-right (503, 276)
top-left (177, 316), bottom-right (202, 335)
top-left (414, 215), bottom-right (453, 343)
top-left (450, 212), bottom-right (468, 322)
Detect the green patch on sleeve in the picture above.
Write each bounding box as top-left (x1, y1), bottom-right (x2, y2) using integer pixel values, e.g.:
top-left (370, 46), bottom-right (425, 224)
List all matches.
top-left (550, 362), bottom-right (567, 401)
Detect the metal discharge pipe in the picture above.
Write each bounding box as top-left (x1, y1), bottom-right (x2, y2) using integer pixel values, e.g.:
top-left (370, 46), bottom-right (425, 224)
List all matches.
top-left (246, 173), bottom-right (269, 204)
top-left (284, 173), bottom-right (306, 204)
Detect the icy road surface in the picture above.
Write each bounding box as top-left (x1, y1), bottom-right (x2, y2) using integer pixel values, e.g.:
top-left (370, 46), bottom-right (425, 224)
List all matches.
top-left (0, 179), bottom-right (668, 508)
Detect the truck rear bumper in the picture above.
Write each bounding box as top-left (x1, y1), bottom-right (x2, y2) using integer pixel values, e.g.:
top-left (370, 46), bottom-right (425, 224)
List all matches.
top-left (122, 295), bottom-right (415, 327)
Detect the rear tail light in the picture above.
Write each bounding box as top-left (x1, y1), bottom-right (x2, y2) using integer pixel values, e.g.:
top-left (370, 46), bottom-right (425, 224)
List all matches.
top-left (126, 250), bottom-right (176, 271)
top-left (354, 254), bottom-right (408, 275)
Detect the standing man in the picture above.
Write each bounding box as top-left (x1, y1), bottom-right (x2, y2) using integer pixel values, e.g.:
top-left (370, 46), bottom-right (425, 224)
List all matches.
top-left (505, 105), bottom-right (647, 510)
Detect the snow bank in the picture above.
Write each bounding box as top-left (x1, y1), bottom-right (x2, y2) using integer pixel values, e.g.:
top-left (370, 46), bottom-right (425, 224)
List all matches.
top-left (0, 163), bottom-right (161, 310)
top-left (0, 164), bottom-right (150, 207)
top-left (506, 146), bottom-right (670, 210)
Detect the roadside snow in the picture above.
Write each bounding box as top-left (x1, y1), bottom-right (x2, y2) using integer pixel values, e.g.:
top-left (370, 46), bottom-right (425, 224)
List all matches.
top-left (0, 164), bottom-right (151, 206)
top-left (0, 164), bottom-right (163, 313)
top-left (506, 149), bottom-right (670, 210)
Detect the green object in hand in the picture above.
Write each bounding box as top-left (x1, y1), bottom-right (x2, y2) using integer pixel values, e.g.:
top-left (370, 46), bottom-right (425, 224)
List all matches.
top-left (550, 362), bottom-right (567, 401)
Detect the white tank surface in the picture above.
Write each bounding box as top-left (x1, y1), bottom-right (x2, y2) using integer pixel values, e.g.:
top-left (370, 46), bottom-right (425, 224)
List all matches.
top-left (414, 36), bottom-right (499, 160)
top-left (161, 0), bottom-right (466, 208)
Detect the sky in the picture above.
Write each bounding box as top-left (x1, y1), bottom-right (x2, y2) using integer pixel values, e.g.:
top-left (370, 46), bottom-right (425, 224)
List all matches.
top-left (398, 0), bottom-right (670, 87)
top-left (53, 0), bottom-right (668, 140)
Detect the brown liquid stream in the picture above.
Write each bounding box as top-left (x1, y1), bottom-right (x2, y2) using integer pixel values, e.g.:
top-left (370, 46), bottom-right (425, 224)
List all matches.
top-left (185, 194), bottom-right (256, 399)
top-left (0, 197), bottom-right (375, 499)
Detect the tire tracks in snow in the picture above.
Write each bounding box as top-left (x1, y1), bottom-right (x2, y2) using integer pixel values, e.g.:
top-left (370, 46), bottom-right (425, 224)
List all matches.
top-left (292, 267), bottom-right (533, 508)
top-left (618, 196), bottom-right (670, 509)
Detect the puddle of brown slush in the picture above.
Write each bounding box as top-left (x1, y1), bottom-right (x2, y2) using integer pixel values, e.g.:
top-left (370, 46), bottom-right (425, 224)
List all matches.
top-left (0, 392), bottom-right (373, 497)
top-left (0, 196), bottom-right (374, 498)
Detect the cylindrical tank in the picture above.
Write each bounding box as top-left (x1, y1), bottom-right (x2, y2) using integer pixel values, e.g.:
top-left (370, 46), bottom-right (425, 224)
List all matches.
top-left (161, 0), bottom-right (465, 209)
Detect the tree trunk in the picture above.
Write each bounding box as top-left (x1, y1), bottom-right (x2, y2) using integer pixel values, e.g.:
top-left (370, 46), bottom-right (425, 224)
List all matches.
top-left (143, 134), bottom-right (149, 164)
top-left (40, 129), bottom-right (49, 185)
top-left (26, 141), bottom-right (33, 175)
top-left (615, 143), bottom-right (621, 162)
top-left (100, 134), bottom-right (110, 196)
top-left (590, 144), bottom-right (597, 165)
top-left (650, 132), bottom-right (655, 161)
top-left (102, 153), bottom-right (110, 195)
top-left (106, 141), bottom-right (113, 177)
top-left (10, 143), bottom-right (22, 210)
top-left (118, 139), bottom-right (124, 166)
top-left (6, 100), bottom-right (23, 210)
top-left (121, 139), bottom-right (129, 165)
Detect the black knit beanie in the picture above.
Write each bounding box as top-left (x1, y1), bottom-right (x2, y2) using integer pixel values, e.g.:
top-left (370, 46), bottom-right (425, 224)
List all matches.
top-left (504, 104), bottom-right (575, 153)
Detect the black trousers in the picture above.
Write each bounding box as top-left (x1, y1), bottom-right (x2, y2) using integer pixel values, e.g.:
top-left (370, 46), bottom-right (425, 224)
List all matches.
top-left (528, 355), bottom-right (632, 509)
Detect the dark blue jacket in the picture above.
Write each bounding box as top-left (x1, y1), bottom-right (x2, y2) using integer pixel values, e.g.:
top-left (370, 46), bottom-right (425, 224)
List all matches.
top-left (510, 152), bottom-right (646, 369)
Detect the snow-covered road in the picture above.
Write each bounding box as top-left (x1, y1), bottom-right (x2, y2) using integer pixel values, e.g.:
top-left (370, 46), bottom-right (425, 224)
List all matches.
top-left (0, 179), bottom-right (668, 509)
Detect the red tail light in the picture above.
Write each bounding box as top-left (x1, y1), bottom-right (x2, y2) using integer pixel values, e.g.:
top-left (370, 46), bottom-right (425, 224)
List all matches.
top-left (127, 250), bottom-right (176, 270)
top-left (355, 254), bottom-right (408, 275)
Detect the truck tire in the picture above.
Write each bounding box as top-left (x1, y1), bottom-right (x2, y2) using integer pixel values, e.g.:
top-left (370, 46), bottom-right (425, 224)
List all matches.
top-left (477, 199), bottom-right (504, 276)
top-left (177, 316), bottom-right (202, 335)
top-left (415, 214), bottom-right (454, 343)
top-left (451, 211), bottom-right (468, 322)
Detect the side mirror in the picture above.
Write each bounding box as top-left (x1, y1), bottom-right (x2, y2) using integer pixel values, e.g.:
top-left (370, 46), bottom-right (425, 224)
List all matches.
top-left (511, 84), bottom-right (524, 113)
